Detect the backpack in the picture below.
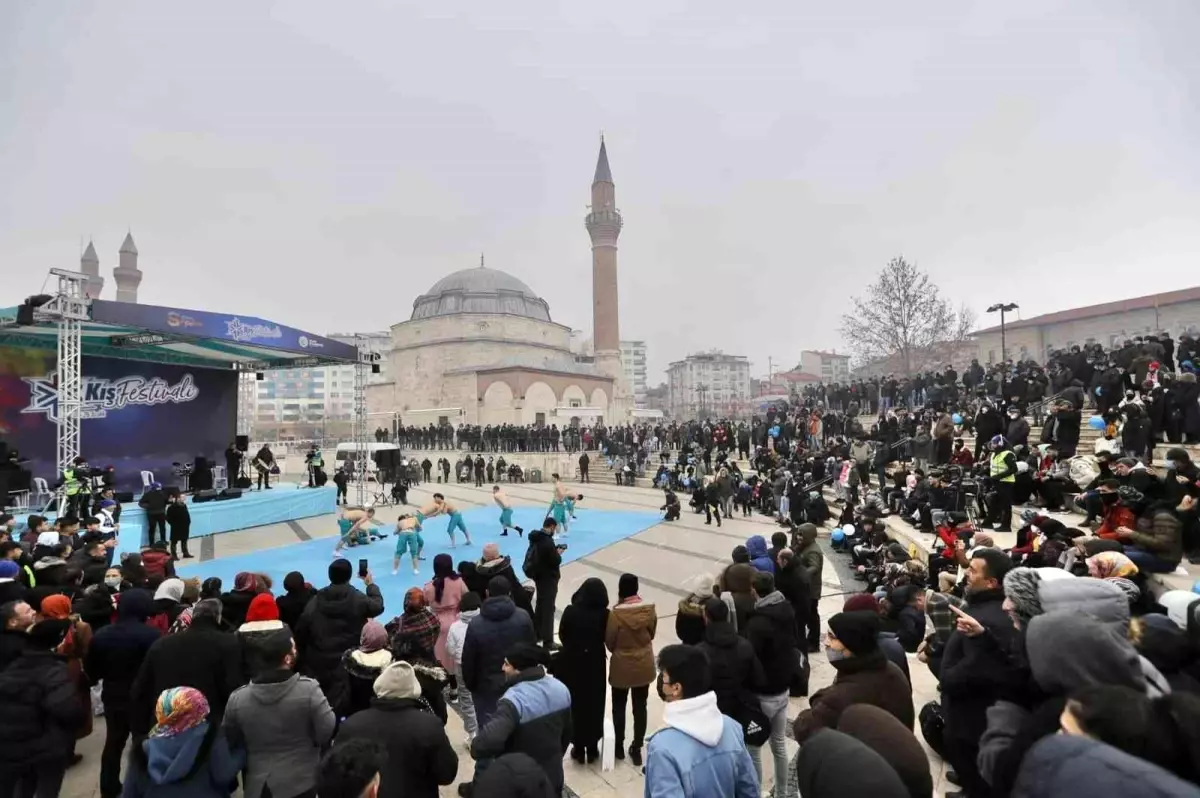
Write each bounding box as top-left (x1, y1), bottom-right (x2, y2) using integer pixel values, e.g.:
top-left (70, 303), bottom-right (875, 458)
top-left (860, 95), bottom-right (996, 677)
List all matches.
top-left (919, 700), bottom-right (947, 758)
top-left (522, 543), bottom-right (540, 580)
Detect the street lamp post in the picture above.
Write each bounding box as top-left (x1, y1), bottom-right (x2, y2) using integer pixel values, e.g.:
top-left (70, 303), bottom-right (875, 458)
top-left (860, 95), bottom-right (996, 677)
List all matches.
top-left (987, 302), bottom-right (1020, 364)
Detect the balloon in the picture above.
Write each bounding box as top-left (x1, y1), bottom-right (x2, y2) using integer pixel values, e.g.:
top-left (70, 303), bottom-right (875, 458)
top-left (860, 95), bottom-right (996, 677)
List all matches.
top-left (1088, 416), bottom-right (1106, 430)
top-left (831, 528), bottom-right (845, 543)
top-left (843, 523), bottom-right (856, 537)
top-left (951, 413), bottom-right (963, 425)
top-left (1095, 386), bottom-right (1103, 396)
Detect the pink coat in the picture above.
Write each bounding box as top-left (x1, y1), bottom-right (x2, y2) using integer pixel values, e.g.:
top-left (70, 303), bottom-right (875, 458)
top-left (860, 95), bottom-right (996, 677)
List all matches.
top-left (424, 576), bottom-right (466, 671)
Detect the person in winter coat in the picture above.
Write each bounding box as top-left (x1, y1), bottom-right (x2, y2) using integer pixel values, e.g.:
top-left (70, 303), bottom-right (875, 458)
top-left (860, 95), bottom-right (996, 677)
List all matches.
top-left (886, 585), bottom-right (927, 653)
top-left (469, 753), bottom-right (557, 798)
top-left (525, 520), bottom-right (563, 649)
top-left (938, 549), bottom-right (1027, 798)
top-left (275, 572), bottom-right (315, 632)
top-left (1006, 407), bottom-right (1030, 451)
top-left (131, 599), bottom-right (245, 736)
top-left (643, 644), bottom-right (760, 798)
top-left (773, 550), bottom-right (812, 642)
top-left (792, 610), bottom-right (912, 743)
top-left (1012, 735), bottom-right (1199, 798)
top-left (223, 628), bottom-right (336, 798)
top-left (744, 572), bottom-right (796, 794)
top-left (165, 493), bottom-right (192, 560)
top-left (745, 535), bottom-right (775, 574)
top-left (218, 572), bottom-right (263, 631)
top-left (446, 592), bottom-right (482, 739)
top-left (977, 611), bottom-right (1152, 797)
top-left (423, 553), bottom-right (466, 691)
top-left (838, 705), bottom-right (932, 798)
top-left (0, 619), bottom-right (86, 798)
top-left (461, 575), bottom-right (537, 726)
top-left (86, 588), bottom-right (162, 798)
top-left (794, 523), bottom-right (825, 651)
top-left (697, 598), bottom-right (765, 738)
top-left (556, 578), bottom-right (609, 763)
top-left (0, 598), bottom-right (34, 671)
top-left (336, 661), bottom-right (458, 798)
top-left (605, 573), bottom-right (656, 767)
top-left (383, 588), bottom-right (450, 724)
top-left (467, 643), bottom-right (573, 796)
top-left (675, 573), bottom-right (716, 645)
top-left (121, 687), bottom-right (245, 798)
top-left (470, 545), bottom-right (533, 619)
top-left (294, 559), bottom-right (384, 709)
top-left (338, 620), bottom-right (393, 719)
top-left (1117, 496), bottom-right (1187, 572)
top-left (788, 729), bottom-right (909, 798)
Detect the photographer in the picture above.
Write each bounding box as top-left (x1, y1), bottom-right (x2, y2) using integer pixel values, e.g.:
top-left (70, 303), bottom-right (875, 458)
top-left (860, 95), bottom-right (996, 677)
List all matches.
top-left (59, 456), bottom-right (96, 520)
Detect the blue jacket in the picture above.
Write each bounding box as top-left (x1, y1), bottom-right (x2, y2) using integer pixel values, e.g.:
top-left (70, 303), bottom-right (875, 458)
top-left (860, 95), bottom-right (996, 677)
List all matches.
top-left (123, 723), bottom-right (244, 798)
top-left (471, 667), bottom-right (572, 792)
top-left (745, 536), bottom-right (775, 574)
top-left (644, 692), bottom-right (759, 798)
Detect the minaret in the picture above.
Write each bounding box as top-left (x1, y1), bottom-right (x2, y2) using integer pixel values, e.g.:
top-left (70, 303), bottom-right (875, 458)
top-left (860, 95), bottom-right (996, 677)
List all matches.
top-left (586, 137), bottom-right (622, 354)
top-left (585, 137), bottom-right (630, 419)
top-left (80, 240), bottom-right (104, 299)
top-left (112, 231), bottom-right (142, 303)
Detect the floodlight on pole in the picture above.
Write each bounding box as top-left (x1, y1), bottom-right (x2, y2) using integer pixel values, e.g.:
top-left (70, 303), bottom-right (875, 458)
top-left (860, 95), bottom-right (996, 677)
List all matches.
top-left (986, 302), bottom-right (1020, 364)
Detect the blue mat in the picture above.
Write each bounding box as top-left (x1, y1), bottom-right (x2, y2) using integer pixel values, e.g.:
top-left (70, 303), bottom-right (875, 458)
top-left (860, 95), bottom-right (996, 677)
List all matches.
top-left (176, 506), bottom-right (661, 618)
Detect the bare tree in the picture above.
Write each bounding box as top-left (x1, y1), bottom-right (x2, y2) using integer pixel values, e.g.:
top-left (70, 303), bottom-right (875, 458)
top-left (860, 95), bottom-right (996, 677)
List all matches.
top-left (840, 257), bottom-right (976, 376)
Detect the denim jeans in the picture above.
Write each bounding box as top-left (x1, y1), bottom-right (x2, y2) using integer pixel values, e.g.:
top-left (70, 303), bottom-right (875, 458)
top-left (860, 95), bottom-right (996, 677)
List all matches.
top-left (748, 691), bottom-right (790, 795)
top-left (1123, 546), bottom-right (1178, 573)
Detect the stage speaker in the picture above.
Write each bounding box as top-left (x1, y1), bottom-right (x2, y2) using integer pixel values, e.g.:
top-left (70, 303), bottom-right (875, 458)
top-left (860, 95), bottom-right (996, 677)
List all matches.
top-left (236, 435), bottom-right (249, 453)
top-left (192, 489), bottom-right (219, 503)
top-left (192, 457), bottom-right (214, 491)
top-left (234, 476), bottom-right (252, 489)
top-left (217, 488), bottom-right (243, 501)
top-left (114, 491), bottom-right (135, 503)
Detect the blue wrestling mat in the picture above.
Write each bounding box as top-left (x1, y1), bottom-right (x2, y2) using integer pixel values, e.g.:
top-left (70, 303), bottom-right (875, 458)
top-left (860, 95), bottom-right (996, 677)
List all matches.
top-left (177, 505), bottom-right (661, 618)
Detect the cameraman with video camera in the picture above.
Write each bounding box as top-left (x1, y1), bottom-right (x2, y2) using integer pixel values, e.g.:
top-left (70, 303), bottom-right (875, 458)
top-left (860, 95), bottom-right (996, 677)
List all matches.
top-left (981, 435), bottom-right (1017, 533)
top-left (60, 455), bottom-right (100, 519)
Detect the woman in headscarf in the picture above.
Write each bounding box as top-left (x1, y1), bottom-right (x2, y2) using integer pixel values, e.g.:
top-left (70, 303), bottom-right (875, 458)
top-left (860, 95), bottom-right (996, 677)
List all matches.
top-left (274, 571), bottom-right (315, 631)
top-left (1086, 551), bottom-right (1139, 581)
top-left (341, 619), bottom-right (393, 718)
top-left (149, 578), bottom-right (186, 633)
top-left (675, 573), bottom-right (716, 645)
top-left (219, 572), bottom-right (263, 630)
top-left (385, 587), bottom-right (449, 723)
top-left (38, 594), bottom-right (95, 740)
top-left (423, 553), bottom-right (465, 699)
top-left (122, 687), bottom-right (245, 798)
top-left (558, 577), bottom-right (610, 763)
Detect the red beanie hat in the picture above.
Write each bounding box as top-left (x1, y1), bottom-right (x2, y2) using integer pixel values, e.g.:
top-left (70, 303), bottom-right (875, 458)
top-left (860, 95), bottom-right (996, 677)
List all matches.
top-left (842, 593), bottom-right (880, 613)
top-left (246, 593), bottom-right (280, 623)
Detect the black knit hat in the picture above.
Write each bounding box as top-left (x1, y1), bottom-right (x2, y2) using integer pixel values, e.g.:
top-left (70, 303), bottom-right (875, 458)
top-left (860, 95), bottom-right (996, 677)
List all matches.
top-left (827, 611), bottom-right (881, 656)
top-left (505, 641), bottom-right (549, 670)
top-left (618, 573), bottom-right (639, 601)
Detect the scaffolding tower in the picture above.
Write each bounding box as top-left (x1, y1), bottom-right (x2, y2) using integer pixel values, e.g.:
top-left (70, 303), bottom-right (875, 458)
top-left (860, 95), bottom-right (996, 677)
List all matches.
top-left (352, 336), bottom-right (381, 506)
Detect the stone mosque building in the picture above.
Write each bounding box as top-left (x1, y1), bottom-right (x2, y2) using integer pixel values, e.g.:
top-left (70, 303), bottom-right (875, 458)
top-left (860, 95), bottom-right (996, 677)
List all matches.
top-left (366, 140), bottom-right (632, 428)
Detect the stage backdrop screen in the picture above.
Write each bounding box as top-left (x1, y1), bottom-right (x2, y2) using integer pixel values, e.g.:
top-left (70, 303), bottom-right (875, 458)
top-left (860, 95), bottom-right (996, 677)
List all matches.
top-left (0, 346), bottom-right (237, 494)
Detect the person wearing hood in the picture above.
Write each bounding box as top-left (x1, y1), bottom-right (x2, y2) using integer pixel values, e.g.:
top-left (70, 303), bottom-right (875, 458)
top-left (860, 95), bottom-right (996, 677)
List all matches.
top-left (718, 547), bottom-right (756, 633)
top-left (793, 523), bottom-right (825, 651)
top-left (837, 705), bottom-right (933, 798)
top-left (843, 593), bottom-right (911, 682)
top-left (793, 610), bottom-right (913, 743)
top-left (131, 599), bottom-right (245, 736)
top-left (122, 687), bottom-right (244, 798)
top-left (1012, 734), bottom-right (1199, 798)
top-left (294, 558), bottom-right (383, 708)
top-left (557, 578), bottom-right (609, 763)
top-left (274, 571), bottom-right (314, 632)
top-left (150, 578), bottom-right (187, 633)
top-left (340, 620), bottom-right (394, 718)
top-left (978, 611), bottom-right (1151, 796)
top-left (745, 535), bottom-right (775, 574)
top-left (787, 729), bottom-right (909, 798)
top-left (938, 548), bottom-right (1026, 798)
top-left (605, 573), bottom-right (656, 766)
top-left (86, 588), bottom-right (161, 798)
top-left (468, 545), bottom-right (533, 619)
top-left (0, 619), bottom-right (86, 798)
top-left (644, 644), bottom-right (759, 798)
top-left (774, 549), bottom-right (813, 643)
top-left (465, 642), bottom-right (573, 797)
top-left (744, 572), bottom-right (797, 794)
top-left (525, 518), bottom-right (563, 649)
top-left (675, 573), bottom-right (716, 645)
top-left (462, 575), bottom-right (537, 726)
top-left (223, 628), bottom-right (335, 798)
top-left (336, 661), bottom-right (458, 798)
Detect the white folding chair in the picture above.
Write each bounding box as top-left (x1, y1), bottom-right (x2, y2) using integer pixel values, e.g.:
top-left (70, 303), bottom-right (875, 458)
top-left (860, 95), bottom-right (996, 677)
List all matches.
top-left (32, 477), bottom-right (51, 505)
top-left (141, 470), bottom-right (155, 490)
top-left (6, 491), bottom-right (29, 511)
top-left (212, 465), bottom-right (228, 491)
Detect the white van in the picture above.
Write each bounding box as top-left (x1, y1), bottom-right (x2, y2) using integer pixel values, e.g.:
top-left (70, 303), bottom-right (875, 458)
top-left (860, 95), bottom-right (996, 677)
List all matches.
top-left (334, 442), bottom-right (400, 480)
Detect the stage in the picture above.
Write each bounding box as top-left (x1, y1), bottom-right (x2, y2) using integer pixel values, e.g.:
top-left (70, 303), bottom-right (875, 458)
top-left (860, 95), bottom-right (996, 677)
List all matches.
top-left (17, 484), bottom-right (338, 556)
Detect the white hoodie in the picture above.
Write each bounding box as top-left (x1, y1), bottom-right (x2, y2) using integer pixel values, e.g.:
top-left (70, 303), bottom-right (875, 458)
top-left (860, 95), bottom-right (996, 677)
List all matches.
top-left (660, 691), bottom-right (725, 747)
top-left (445, 608), bottom-right (479, 667)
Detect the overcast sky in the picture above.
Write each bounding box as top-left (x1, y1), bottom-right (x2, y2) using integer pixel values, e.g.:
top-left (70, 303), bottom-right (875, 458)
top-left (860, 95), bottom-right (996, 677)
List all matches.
top-left (2, 1), bottom-right (1198, 382)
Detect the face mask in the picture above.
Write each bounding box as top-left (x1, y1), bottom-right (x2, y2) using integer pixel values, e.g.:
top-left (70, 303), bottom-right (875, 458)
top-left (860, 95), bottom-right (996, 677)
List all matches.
top-left (825, 645), bottom-right (848, 662)
top-left (104, 577), bottom-right (122, 589)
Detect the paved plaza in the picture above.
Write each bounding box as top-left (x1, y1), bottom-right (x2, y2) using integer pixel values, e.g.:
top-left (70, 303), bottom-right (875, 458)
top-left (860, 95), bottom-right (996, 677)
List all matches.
top-left (58, 475), bottom-right (949, 798)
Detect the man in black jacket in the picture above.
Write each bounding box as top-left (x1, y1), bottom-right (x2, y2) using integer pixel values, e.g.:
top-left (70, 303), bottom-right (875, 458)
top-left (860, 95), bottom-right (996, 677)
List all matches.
top-left (744, 572), bottom-right (796, 794)
top-left (473, 544), bottom-right (533, 619)
top-left (938, 548), bottom-right (1026, 798)
top-left (525, 520), bottom-right (562, 650)
top-left (773, 549), bottom-right (812, 642)
top-left (85, 588), bottom-right (161, 798)
top-left (295, 559), bottom-right (385, 706)
top-left (461, 576), bottom-right (537, 726)
top-left (0, 599), bottom-right (34, 672)
top-left (130, 598), bottom-right (245, 735)
top-left (0, 619), bottom-right (86, 798)
top-left (697, 599), bottom-right (764, 728)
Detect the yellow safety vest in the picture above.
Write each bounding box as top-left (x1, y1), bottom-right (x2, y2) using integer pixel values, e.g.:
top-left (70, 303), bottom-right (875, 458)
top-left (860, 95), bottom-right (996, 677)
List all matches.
top-left (990, 451), bottom-right (1015, 483)
top-left (63, 468), bottom-right (80, 496)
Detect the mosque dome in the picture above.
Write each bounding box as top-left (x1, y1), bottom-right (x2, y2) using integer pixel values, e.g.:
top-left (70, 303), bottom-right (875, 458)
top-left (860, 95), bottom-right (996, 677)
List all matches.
top-left (410, 265), bottom-right (552, 322)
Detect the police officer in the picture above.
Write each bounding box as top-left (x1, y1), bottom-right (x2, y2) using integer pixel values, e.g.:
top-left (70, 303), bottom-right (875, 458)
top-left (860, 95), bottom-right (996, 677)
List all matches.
top-left (985, 434), bottom-right (1017, 533)
top-left (307, 445), bottom-right (325, 488)
top-left (60, 455), bottom-right (91, 519)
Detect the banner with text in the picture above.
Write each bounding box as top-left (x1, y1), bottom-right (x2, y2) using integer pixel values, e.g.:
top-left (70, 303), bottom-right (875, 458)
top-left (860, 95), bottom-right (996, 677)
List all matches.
top-left (0, 346), bottom-right (237, 494)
